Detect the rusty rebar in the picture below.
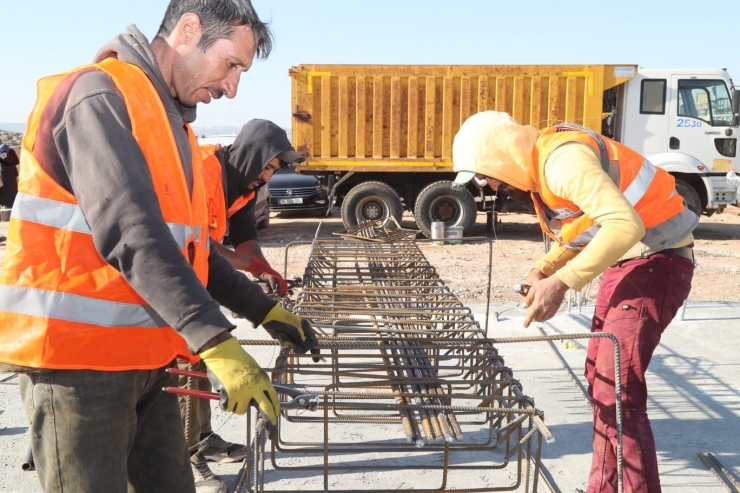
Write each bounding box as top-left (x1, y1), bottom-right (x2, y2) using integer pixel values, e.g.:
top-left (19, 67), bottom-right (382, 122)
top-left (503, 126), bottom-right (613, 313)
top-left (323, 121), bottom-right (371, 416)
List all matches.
top-left (239, 223), bottom-right (548, 493)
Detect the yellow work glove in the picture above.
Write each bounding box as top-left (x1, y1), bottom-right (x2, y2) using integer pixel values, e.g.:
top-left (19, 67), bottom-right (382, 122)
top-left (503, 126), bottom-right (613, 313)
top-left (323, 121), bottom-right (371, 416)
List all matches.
top-left (200, 337), bottom-right (279, 437)
top-left (261, 304), bottom-right (320, 361)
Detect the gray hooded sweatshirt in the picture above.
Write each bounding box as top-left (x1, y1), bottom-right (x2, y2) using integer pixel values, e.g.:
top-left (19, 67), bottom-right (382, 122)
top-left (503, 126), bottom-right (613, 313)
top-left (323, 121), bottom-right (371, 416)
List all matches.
top-left (31, 25), bottom-right (275, 355)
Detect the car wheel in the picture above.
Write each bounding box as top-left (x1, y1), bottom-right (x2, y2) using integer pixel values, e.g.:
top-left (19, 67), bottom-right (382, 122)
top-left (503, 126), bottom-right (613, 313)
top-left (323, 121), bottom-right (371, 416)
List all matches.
top-left (674, 179), bottom-right (702, 216)
top-left (340, 181), bottom-right (403, 228)
top-left (413, 180), bottom-right (477, 238)
top-left (257, 200), bottom-right (270, 229)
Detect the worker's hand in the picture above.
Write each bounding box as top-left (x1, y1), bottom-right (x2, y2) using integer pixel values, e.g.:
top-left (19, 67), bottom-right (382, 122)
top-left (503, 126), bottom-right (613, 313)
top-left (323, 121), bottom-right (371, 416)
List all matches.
top-left (522, 275), bottom-right (570, 328)
top-left (200, 337), bottom-right (279, 438)
top-left (246, 257), bottom-right (288, 296)
top-left (513, 269), bottom-right (547, 296)
top-left (261, 304), bottom-right (320, 361)
top-left (523, 268), bottom-right (547, 291)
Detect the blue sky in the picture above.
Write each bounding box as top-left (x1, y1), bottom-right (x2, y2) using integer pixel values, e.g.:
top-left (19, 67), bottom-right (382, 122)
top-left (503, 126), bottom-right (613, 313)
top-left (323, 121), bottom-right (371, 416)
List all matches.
top-left (2, 0), bottom-right (739, 132)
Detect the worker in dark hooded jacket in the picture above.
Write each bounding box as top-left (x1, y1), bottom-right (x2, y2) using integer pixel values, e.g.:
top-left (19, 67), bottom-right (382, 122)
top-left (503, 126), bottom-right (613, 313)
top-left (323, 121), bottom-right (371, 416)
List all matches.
top-left (202, 119), bottom-right (302, 295)
top-left (180, 120), bottom-right (310, 493)
top-left (0, 143), bottom-right (19, 209)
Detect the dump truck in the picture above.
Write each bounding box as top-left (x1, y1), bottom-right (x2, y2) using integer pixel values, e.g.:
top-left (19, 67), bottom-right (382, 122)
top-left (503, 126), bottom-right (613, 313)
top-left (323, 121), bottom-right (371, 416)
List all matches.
top-left (289, 64), bottom-right (740, 237)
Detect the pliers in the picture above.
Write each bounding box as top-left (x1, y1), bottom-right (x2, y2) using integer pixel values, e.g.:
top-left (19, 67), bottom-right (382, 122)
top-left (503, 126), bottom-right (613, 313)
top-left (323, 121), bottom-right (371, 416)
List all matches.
top-left (164, 367), bottom-right (319, 411)
top-left (255, 276), bottom-right (303, 298)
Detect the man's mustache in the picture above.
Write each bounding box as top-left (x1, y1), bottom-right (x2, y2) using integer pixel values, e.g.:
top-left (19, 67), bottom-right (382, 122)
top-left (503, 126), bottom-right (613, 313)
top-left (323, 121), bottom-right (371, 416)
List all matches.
top-left (207, 86), bottom-right (224, 99)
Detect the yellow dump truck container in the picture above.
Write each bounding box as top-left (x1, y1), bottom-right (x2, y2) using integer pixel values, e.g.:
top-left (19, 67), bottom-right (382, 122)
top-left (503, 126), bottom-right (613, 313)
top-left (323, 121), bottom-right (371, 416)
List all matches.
top-left (289, 64), bottom-right (637, 235)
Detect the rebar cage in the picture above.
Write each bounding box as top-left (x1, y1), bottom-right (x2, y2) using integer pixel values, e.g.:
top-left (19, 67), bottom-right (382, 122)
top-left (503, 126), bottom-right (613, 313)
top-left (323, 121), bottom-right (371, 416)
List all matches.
top-left (239, 223), bottom-right (547, 492)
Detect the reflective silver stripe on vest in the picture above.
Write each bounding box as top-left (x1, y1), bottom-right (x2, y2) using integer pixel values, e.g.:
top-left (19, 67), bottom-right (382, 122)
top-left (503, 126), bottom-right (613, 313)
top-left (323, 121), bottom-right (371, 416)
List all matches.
top-left (194, 226), bottom-right (210, 250)
top-left (12, 193), bottom-right (91, 233)
top-left (550, 206), bottom-right (582, 220)
top-left (169, 224), bottom-right (195, 249)
top-left (567, 224), bottom-right (600, 248)
top-left (555, 123), bottom-right (612, 174)
top-left (0, 284), bottom-right (169, 328)
top-left (621, 159), bottom-right (657, 206)
top-left (557, 159), bottom-right (659, 248)
top-left (12, 193), bottom-right (195, 248)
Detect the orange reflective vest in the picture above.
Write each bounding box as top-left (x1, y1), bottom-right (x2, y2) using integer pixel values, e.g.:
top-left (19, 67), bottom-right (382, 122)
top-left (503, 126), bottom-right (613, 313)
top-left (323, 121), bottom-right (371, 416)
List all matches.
top-left (0, 58), bottom-right (210, 370)
top-left (532, 126), bottom-right (685, 249)
top-left (200, 144), bottom-right (254, 243)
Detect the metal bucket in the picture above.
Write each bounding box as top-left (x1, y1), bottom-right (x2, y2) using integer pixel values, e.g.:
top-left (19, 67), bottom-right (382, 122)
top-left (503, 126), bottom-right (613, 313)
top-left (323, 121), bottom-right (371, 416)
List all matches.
top-left (445, 226), bottom-right (464, 245)
top-left (430, 221), bottom-right (445, 245)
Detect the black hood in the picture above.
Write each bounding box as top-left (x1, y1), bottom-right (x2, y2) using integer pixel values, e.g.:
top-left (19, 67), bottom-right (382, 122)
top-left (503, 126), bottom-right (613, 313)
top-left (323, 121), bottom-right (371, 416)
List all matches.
top-left (223, 119), bottom-right (304, 203)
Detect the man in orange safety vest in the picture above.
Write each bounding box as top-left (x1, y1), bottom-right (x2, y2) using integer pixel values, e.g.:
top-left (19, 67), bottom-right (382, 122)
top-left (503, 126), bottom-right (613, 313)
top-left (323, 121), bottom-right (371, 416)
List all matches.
top-left (0, 2), bottom-right (317, 492)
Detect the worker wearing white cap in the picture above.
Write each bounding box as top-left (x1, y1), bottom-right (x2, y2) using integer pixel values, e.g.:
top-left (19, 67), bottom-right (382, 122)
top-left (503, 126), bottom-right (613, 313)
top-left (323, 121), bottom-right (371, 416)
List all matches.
top-left (452, 111), bottom-right (697, 493)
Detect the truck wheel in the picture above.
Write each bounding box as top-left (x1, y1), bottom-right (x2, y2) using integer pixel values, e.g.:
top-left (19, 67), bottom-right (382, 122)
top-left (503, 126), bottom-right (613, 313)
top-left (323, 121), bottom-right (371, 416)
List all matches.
top-left (414, 181), bottom-right (477, 238)
top-left (674, 179), bottom-right (703, 216)
top-left (341, 181), bottom-right (403, 228)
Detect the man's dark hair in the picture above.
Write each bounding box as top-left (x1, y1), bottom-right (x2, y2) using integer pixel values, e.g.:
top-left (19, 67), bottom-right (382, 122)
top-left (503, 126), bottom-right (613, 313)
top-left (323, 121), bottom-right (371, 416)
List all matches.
top-left (157, 0), bottom-right (273, 58)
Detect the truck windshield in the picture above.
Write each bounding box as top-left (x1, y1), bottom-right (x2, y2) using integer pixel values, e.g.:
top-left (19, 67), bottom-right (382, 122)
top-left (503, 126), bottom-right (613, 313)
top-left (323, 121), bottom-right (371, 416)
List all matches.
top-left (677, 79), bottom-right (733, 126)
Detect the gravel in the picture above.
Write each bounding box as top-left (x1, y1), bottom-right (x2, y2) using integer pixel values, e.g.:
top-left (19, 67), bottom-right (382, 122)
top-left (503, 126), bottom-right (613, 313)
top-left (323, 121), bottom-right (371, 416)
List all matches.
top-left (0, 130), bottom-right (22, 148)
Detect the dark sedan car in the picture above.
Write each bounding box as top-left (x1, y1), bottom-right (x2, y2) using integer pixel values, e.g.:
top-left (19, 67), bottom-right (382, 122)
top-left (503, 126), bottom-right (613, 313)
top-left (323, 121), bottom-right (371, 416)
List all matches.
top-left (269, 167), bottom-right (330, 215)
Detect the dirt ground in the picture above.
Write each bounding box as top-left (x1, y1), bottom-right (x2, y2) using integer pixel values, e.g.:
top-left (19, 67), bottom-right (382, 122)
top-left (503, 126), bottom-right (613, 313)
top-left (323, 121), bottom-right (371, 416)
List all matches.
top-left (258, 205), bottom-right (740, 305)
top-left (1, 204), bottom-right (736, 304)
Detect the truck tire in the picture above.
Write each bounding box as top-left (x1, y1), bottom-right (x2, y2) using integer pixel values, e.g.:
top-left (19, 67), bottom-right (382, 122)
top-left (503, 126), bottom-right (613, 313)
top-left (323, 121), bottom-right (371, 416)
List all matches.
top-left (674, 179), bottom-right (703, 216)
top-left (341, 181), bottom-right (403, 228)
top-left (414, 180), bottom-right (477, 238)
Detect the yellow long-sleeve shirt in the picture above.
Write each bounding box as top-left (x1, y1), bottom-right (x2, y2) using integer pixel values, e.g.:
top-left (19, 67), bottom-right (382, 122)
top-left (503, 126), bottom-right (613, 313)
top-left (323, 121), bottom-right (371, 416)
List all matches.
top-left (533, 143), bottom-right (693, 291)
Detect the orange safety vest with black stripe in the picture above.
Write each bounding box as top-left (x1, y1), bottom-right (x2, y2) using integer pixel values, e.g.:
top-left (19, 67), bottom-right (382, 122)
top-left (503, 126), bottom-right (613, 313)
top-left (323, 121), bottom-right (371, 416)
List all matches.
top-left (532, 124), bottom-right (685, 250)
top-left (0, 58), bottom-right (210, 371)
top-left (200, 144), bottom-right (255, 243)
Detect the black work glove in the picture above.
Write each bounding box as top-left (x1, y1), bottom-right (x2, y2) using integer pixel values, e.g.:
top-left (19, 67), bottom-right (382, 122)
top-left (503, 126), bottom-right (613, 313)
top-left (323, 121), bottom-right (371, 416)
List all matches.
top-left (260, 304), bottom-right (320, 362)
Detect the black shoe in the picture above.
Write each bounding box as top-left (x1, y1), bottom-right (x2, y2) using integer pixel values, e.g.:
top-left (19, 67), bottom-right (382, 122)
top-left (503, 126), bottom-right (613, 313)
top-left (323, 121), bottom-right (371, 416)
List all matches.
top-left (197, 432), bottom-right (248, 463)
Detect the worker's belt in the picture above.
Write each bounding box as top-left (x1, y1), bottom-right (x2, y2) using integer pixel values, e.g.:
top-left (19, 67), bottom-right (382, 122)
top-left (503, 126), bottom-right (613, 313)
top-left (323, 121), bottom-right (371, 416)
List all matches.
top-left (651, 245), bottom-right (694, 261)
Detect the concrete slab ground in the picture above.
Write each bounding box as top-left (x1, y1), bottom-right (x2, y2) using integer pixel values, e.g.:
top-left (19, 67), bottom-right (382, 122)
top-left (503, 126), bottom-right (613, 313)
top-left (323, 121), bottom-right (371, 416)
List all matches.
top-left (1, 301), bottom-right (738, 492)
top-left (473, 301), bottom-right (740, 492)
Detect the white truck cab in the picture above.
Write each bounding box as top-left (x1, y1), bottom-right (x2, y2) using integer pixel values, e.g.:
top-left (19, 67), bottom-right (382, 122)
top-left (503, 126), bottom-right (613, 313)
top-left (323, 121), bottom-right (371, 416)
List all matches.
top-left (615, 69), bottom-right (739, 215)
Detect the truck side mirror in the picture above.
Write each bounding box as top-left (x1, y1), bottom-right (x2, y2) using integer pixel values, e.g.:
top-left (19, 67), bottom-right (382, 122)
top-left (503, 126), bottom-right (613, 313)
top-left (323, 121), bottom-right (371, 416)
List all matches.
top-left (733, 93), bottom-right (740, 127)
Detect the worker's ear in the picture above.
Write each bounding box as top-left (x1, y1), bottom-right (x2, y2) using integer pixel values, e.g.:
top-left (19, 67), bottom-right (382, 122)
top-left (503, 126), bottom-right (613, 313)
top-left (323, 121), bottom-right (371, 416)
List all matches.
top-left (172, 13), bottom-right (203, 51)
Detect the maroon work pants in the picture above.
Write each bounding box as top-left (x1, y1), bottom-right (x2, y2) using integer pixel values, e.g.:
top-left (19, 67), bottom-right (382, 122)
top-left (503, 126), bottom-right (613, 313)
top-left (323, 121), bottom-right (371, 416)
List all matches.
top-left (585, 252), bottom-right (693, 493)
